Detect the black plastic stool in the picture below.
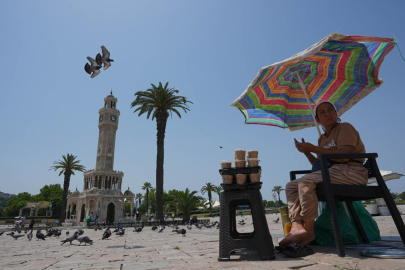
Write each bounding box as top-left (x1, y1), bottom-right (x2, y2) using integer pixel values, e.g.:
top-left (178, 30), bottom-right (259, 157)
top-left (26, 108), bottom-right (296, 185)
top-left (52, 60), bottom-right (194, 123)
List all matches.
top-left (218, 184), bottom-right (275, 261)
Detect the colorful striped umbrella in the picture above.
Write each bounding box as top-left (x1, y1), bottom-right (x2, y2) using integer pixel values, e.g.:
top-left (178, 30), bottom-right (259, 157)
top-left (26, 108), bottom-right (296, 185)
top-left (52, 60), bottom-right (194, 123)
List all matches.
top-left (231, 33), bottom-right (395, 134)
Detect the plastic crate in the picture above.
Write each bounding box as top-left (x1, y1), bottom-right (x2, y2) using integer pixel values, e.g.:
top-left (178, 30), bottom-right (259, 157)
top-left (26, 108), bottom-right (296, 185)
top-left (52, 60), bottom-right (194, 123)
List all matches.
top-left (219, 166), bottom-right (261, 176)
top-left (221, 182), bottom-right (262, 191)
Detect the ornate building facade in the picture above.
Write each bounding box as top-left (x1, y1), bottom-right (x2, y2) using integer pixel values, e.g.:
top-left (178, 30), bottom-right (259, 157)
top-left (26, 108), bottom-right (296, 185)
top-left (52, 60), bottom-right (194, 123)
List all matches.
top-left (66, 93), bottom-right (134, 225)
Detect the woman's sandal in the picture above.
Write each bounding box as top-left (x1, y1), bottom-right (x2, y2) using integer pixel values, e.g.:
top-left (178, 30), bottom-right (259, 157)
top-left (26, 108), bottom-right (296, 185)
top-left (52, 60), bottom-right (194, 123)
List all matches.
top-left (282, 243), bottom-right (315, 258)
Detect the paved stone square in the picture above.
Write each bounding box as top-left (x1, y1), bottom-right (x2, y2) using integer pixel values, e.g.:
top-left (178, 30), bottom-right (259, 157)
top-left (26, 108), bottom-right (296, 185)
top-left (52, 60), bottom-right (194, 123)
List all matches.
top-left (1, 213), bottom-right (405, 270)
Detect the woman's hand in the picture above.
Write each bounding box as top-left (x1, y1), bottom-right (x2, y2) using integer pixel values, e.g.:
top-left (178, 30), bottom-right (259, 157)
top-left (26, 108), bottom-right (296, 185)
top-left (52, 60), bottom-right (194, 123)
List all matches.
top-left (294, 138), bottom-right (315, 153)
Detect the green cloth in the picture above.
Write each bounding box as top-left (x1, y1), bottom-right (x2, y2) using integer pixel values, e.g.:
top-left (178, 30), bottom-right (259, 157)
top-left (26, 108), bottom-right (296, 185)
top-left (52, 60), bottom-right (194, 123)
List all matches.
top-left (315, 201), bottom-right (381, 246)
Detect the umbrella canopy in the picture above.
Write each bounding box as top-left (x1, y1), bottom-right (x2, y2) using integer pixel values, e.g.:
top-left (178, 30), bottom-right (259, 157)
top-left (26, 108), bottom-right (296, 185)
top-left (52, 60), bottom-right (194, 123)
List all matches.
top-left (231, 33), bottom-right (395, 132)
top-left (368, 170), bottom-right (404, 184)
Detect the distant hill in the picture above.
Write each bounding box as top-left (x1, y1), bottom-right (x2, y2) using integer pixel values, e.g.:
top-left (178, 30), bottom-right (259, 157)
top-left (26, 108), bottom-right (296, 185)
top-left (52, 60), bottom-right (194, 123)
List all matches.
top-left (0, 192), bottom-right (14, 208)
top-left (0, 191), bottom-right (14, 200)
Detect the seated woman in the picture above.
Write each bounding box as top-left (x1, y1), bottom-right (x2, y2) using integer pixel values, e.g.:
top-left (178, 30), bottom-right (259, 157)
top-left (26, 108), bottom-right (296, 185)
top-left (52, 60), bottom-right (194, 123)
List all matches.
top-left (278, 101), bottom-right (368, 257)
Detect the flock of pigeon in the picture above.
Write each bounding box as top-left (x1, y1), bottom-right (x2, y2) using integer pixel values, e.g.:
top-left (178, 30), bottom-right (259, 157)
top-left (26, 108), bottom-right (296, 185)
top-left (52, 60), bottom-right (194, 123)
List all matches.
top-left (84, 45), bottom-right (114, 78)
top-left (0, 220), bottom-right (222, 247)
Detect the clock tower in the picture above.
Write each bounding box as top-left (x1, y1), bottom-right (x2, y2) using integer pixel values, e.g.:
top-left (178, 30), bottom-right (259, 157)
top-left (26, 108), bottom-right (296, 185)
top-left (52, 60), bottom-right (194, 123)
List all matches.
top-left (96, 92), bottom-right (120, 171)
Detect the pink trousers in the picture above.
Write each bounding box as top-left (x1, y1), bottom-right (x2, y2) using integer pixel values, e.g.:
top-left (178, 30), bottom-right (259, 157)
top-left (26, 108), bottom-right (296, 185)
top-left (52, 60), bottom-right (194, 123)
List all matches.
top-left (285, 164), bottom-right (368, 222)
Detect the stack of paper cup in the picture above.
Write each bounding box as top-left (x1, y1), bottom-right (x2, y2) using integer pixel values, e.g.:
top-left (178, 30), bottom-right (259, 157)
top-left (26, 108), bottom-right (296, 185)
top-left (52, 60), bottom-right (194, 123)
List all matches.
top-left (236, 174), bottom-right (247, 185)
top-left (222, 175), bottom-right (233, 184)
top-left (221, 161), bottom-right (232, 169)
top-left (247, 158), bottom-right (260, 167)
top-left (234, 149), bottom-right (246, 168)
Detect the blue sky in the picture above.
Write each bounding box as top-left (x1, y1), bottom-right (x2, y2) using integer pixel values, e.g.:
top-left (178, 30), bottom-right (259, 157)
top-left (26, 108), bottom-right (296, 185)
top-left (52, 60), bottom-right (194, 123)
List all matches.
top-left (1, 0), bottom-right (405, 204)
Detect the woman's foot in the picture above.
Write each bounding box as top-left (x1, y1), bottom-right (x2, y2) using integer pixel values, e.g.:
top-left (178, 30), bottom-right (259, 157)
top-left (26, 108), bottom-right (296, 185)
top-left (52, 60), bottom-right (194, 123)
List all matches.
top-left (299, 232), bottom-right (316, 247)
top-left (278, 228), bottom-right (308, 248)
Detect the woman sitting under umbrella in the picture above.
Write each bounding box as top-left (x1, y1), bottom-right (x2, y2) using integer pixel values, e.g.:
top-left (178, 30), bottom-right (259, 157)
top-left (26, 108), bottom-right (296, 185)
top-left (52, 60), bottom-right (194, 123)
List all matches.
top-left (278, 101), bottom-right (368, 257)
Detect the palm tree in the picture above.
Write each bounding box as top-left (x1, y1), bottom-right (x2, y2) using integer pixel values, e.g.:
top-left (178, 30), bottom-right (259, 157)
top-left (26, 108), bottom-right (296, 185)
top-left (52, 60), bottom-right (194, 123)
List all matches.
top-left (169, 188), bottom-right (203, 222)
top-left (131, 82), bottom-right (192, 222)
top-left (50, 153), bottom-right (85, 223)
top-left (272, 186), bottom-right (285, 208)
top-left (135, 193), bottom-right (143, 207)
top-left (213, 185), bottom-right (223, 201)
top-left (200, 183), bottom-right (216, 216)
top-left (142, 182), bottom-right (152, 217)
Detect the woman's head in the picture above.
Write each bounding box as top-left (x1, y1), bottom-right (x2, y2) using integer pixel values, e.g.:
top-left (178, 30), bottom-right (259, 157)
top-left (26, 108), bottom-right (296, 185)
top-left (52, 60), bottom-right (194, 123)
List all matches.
top-left (314, 101), bottom-right (339, 131)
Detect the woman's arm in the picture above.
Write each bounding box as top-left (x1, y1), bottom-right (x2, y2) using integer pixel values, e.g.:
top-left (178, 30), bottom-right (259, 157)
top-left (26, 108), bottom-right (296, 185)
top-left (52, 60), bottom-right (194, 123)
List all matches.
top-left (296, 143), bottom-right (355, 155)
top-left (304, 152), bottom-right (317, 165)
top-left (294, 138), bottom-right (318, 165)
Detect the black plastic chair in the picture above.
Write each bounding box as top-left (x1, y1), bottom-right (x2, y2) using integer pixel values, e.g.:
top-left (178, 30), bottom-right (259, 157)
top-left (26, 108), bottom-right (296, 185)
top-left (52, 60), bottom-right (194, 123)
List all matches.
top-left (218, 184), bottom-right (275, 261)
top-left (290, 153), bottom-right (405, 257)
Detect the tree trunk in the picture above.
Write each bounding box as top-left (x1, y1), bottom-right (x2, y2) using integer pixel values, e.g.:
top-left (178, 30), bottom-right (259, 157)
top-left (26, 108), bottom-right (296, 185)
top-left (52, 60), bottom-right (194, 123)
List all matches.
top-left (60, 172), bottom-right (71, 223)
top-left (277, 192), bottom-right (281, 207)
top-left (209, 192), bottom-right (213, 216)
top-left (156, 115), bottom-right (167, 222)
top-left (146, 189), bottom-right (149, 217)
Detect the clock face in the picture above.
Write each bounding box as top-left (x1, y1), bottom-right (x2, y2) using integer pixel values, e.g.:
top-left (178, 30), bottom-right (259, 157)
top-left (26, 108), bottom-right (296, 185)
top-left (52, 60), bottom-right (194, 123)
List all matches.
top-left (99, 115), bottom-right (103, 121)
top-left (111, 115), bottom-right (116, 122)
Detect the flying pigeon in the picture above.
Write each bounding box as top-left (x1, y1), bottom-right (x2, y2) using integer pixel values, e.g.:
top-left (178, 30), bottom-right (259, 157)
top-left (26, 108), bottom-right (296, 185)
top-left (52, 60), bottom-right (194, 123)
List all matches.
top-left (102, 228), bottom-right (111, 240)
top-left (220, 146), bottom-right (223, 149)
top-left (84, 56), bottom-right (101, 78)
top-left (96, 45), bottom-right (114, 70)
top-left (36, 230), bottom-right (46, 241)
top-left (77, 235), bottom-right (93, 246)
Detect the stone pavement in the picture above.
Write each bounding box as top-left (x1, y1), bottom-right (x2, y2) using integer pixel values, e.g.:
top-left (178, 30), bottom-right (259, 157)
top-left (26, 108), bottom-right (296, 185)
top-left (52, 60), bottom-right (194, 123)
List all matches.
top-left (1, 213), bottom-right (405, 270)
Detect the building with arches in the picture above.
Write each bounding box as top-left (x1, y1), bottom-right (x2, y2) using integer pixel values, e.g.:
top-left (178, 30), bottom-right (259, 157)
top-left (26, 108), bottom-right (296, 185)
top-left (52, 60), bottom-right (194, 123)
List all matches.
top-left (66, 93), bottom-right (134, 225)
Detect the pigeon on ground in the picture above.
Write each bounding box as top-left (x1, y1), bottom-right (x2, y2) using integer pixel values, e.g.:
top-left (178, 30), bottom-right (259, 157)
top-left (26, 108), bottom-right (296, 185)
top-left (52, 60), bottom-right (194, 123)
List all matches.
top-left (61, 232), bottom-right (78, 245)
top-left (84, 56), bottom-right (101, 78)
top-left (195, 223), bottom-right (203, 229)
top-left (158, 226), bottom-right (165, 233)
top-left (116, 228), bottom-right (125, 236)
top-left (0, 231), bottom-right (4, 236)
top-left (273, 217), bottom-right (280, 223)
top-left (36, 230), bottom-right (46, 241)
top-left (112, 227), bottom-right (120, 233)
top-left (76, 229), bottom-right (84, 235)
top-left (180, 229), bottom-right (186, 237)
top-left (134, 227), bottom-right (143, 233)
top-left (77, 235), bottom-right (93, 246)
top-left (238, 220), bottom-right (245, 226)
top-left (7, 232), bottom-right (14, 235)
top-left (66, 231), bottom-right (69, 235)
top-left (96, 45), bottom-right (114, 70)
top-left (46, 230), bottom-right (54, 237)
top-left (54, 230), bottom-right (61, 237)
top-left (24, 229), bottom-right (28, 234)
top-left (102, 228), bottom-right (111, 240)
top-left (10, 233), bottom-right (24, 240)
top-left (27, 231), bottom-right (33, 241)
top-left (151, 226), bottom-right (157, 231)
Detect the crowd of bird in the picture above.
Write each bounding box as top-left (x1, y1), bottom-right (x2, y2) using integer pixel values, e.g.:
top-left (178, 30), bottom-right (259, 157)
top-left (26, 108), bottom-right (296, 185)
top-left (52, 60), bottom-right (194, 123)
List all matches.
top-left (0, 220), bottom-right (222, 246)
top-left (84, 45), bottom-right (114, 78)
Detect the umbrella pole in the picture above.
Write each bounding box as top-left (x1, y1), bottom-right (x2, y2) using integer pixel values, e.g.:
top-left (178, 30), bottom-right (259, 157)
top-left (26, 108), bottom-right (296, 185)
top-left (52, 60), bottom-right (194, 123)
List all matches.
top-left (293, 71), bottom-right (322, 136)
